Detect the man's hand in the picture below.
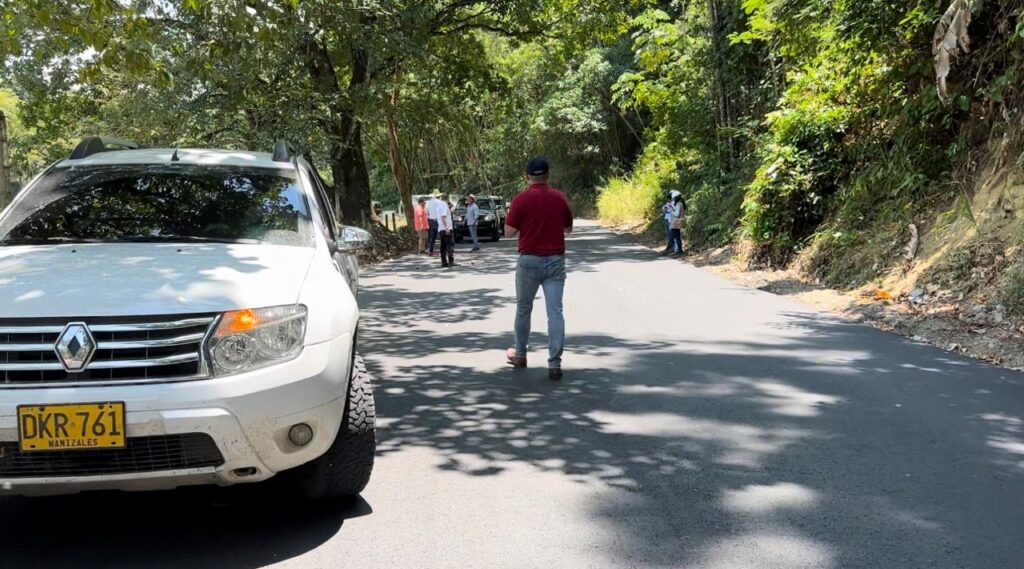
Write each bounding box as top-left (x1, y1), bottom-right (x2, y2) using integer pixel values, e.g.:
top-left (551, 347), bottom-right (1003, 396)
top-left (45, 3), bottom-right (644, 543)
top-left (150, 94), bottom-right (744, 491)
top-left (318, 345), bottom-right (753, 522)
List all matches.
top-left (564, 227), bottom-right (573, 235)
top-left (505, 224), bottom-right (519, 239)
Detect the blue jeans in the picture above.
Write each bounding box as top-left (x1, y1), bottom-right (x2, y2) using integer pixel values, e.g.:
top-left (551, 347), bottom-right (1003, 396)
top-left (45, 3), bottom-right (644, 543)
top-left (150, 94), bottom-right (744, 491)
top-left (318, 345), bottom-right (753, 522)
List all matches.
top-left (468, 224), bottom-right (479, 248)
top-left (427, 220), bottom-right (439, 253)
top-left (670, 228), bottom-right (682, 254)
top-left (515, 255), bottom-right (566, 368)
top-left (664, 218), bottom-right (672, 250)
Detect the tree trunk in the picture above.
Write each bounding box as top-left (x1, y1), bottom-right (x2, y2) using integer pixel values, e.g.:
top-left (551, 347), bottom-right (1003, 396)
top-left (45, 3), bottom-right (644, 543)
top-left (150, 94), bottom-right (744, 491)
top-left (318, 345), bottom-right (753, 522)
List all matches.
top-left (708, 0), bottom-right (733, 163)
top-left (304, 38), bottom-right (373, 225)
top-left (0, 112), bottom-right (11, 208)
top-left (385, 70), bottom-right (415, 228)
top-left (333, 110), bottom-right (373, 225)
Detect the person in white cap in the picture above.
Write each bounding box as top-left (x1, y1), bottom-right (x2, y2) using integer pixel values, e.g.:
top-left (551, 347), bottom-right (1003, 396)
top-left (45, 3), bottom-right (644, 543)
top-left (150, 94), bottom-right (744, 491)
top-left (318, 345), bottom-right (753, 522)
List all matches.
top-left (668, 192), bottom-right (686, 257)
top-left (662, 190), bottom-right (682, 255)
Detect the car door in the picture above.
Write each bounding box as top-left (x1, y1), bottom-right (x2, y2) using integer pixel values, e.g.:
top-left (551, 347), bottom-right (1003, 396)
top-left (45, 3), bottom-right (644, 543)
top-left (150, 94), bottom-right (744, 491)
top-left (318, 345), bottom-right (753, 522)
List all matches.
top-left (299, 161), bottom-right (361, 295)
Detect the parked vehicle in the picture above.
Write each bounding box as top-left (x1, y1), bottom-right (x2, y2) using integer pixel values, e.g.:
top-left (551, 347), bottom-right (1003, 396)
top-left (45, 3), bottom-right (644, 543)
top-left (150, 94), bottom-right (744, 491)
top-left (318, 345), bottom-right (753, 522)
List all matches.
top-left (481, 195), bottom-right (508, 228)
top-left (0, 137), bottom-right (376, 500)
top-left (453, 195), bottom-right (503, 242)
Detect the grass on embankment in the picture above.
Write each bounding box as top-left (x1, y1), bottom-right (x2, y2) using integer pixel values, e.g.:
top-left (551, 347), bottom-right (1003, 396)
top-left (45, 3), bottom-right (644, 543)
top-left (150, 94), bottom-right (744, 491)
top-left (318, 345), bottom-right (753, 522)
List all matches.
top-left (596, 161), bottom-right (667, 228)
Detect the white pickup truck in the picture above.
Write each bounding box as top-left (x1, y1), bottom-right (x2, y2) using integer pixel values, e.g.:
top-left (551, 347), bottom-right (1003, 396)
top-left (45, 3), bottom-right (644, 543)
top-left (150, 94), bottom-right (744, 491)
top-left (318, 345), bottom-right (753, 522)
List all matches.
top-left (0, 138), bottom-right (376, 500)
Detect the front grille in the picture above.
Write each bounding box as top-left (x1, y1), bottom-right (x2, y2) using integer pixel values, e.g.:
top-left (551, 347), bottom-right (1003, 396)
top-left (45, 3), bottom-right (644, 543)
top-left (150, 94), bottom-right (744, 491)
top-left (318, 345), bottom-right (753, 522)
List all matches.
top-left (0, 314), bottom-right (216, 386)
top-left (0, 434), bottom-right (225, 478)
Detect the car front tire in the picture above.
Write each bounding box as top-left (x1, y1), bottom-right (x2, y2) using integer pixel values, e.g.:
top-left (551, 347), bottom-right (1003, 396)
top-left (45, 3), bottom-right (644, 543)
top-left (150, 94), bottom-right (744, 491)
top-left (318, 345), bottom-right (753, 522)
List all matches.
top-left (294, 353), bottom-right (376, 501)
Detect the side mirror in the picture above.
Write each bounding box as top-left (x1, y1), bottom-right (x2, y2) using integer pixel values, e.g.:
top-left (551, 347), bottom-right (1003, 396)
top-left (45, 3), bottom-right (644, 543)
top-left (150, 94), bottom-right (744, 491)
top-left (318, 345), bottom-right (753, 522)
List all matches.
top-left (336, 226), bottom-right (372, 253)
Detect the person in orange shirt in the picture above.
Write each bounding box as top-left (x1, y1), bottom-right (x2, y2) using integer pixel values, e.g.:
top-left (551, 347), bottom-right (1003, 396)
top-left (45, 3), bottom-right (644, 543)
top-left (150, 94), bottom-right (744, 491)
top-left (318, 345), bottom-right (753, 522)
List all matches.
top-left (414, 197), bottom-right (430, 255)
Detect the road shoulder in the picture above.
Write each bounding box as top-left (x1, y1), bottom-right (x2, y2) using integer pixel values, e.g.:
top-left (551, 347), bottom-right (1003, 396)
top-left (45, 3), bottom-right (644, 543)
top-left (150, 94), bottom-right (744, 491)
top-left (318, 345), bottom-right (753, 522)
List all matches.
top-left (603, 221), bottom-right (1024, 371)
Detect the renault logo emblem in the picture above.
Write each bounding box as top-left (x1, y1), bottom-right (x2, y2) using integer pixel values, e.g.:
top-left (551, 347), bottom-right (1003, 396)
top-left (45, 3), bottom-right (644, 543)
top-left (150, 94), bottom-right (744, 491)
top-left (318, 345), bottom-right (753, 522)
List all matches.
top-left (54, 323), bottom-right (97, 372)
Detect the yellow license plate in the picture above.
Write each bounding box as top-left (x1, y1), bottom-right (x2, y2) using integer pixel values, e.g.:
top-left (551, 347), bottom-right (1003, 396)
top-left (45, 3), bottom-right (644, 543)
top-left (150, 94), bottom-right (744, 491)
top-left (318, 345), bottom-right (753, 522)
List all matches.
top-left (17, 402), bottom-right (126, 452)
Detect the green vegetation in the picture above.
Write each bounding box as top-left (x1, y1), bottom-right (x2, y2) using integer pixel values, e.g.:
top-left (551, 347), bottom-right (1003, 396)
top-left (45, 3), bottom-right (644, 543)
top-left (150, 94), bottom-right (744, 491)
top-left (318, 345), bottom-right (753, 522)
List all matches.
top-left (1003, 261), bottom-right (1024, 317)
top-left (1, 0), bottom-right (636, 226)
top-left (0, 88), bottom-right (46, 182)
top-left (596, 153), bottom-right (672, 227)
top-left (600, 0), bottom-right (1023, 285)
top-left (2, 1), bottom-right (1022, 286)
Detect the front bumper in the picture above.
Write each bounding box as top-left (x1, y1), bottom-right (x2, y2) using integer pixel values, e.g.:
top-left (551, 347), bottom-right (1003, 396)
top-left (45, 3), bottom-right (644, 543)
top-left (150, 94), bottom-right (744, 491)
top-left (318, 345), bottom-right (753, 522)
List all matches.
top-left (0, 333), bottom-right (354, 496)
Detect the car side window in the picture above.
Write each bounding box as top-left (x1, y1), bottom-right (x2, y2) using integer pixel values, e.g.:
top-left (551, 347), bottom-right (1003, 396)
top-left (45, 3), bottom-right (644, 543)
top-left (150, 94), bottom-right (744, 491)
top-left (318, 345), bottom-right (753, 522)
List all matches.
top-left (300, 163), bottom-right (337, 242)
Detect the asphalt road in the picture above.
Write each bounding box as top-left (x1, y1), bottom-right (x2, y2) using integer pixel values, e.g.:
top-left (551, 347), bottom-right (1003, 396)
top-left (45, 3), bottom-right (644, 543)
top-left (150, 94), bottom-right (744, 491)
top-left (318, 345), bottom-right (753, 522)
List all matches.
top-left (1, 221), bottom-right (1022, 569)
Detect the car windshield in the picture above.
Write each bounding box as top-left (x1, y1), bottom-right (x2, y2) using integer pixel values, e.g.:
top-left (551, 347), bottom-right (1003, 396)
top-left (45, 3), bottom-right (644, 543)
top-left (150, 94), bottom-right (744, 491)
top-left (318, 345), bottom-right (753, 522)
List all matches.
top-left (0, 164), bottom-right (313, 247)
top-left (458, 197), bottom-right (495, 211)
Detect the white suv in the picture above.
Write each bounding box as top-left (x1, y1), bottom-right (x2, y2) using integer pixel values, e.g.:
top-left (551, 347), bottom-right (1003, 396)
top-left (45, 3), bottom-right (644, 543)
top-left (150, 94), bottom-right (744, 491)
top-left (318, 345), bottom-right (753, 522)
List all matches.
top-left (0, 138), bottom-right (376, 500)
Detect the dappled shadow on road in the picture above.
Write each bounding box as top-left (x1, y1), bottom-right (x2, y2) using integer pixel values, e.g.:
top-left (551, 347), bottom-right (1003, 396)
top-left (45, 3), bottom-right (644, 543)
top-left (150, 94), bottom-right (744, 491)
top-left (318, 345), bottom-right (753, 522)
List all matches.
top-left (0, 483), bottom-right (370, 568)
top-left (362, 282), bottom-right (1024, 569)
top-left (359, 284), bottom-right (510, 332)
top-left (367, 223), bottom-right (658, 282)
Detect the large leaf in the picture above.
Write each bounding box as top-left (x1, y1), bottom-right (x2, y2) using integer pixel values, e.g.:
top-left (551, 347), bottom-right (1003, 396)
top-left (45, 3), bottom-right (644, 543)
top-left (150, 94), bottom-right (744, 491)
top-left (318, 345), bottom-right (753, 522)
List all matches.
top-left (933, 0), bottom-right (980, 103)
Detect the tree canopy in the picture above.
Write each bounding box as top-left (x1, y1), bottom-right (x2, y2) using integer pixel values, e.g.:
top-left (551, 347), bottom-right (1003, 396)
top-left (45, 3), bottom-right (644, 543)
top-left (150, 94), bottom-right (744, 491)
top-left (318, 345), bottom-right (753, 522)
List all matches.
top-left (3, 0), bottom-right (1022, 279)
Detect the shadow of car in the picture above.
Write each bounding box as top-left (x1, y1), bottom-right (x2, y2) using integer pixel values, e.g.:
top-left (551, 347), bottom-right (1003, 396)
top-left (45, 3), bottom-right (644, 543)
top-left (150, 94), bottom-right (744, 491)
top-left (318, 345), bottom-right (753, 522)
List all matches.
top-left (0, 483), bottom-right (372, 568)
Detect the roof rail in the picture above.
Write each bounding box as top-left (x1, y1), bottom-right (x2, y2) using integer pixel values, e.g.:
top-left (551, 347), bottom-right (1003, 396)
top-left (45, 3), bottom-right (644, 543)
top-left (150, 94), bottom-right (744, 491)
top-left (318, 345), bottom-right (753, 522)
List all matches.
top-left (69, 137), bottom-right (143, 160)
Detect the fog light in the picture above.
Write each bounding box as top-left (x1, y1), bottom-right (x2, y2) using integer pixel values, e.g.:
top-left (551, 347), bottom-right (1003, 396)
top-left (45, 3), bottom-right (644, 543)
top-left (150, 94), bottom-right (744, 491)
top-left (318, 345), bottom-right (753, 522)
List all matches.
top-left (288, 423), bottom-right (314, 447)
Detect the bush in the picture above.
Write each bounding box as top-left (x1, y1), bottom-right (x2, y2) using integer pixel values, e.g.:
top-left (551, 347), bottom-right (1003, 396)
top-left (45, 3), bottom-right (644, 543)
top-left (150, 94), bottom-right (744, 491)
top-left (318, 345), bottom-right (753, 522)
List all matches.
top-left (1003, 262), bottom-right (1024, 317)
top-left (685, 177), bottom-right (746, 248)
top-left (741, 143), bottom-right (823, 264)
top-left (799, 136), bottom-right (941, 287)
top-left (597, 152), bottom-right (674, 226)
top-left (739, 101), bottom-right (852, 264)
top-left (364, 224), bottom-right (417, 263)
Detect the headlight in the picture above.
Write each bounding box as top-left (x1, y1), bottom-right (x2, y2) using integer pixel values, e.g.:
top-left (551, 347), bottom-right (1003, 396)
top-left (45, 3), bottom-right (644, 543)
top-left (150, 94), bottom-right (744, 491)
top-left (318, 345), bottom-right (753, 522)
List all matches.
top-left (207, 305), bottom-right (307, 376)
top-left (485, 214), bottom-right (496, 222)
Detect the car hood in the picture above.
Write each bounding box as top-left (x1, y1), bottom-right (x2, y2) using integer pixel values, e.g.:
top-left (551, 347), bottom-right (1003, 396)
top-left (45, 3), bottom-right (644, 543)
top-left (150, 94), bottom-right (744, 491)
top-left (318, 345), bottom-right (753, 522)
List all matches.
top-left (0, 243), bottom-right (315, 318)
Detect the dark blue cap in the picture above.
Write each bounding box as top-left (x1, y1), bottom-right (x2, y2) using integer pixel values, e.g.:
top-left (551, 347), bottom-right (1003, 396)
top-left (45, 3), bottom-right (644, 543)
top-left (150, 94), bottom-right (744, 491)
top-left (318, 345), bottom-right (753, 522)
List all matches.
top-left (526, 156), bottom-right (550, 176)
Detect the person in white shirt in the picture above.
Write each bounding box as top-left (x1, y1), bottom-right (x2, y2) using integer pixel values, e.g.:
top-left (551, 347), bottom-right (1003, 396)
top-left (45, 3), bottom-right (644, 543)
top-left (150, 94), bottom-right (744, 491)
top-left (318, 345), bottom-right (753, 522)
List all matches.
top-left (426, 190), bottom-right (443, 256)
top-left (437, 193), bottom-right (455, 268)
top-left (669, 193), bottom-right (686, 257)
top-left (465, 194), bottom-right (481, 252)
top-left (662, 190), bottom-right (682, 255)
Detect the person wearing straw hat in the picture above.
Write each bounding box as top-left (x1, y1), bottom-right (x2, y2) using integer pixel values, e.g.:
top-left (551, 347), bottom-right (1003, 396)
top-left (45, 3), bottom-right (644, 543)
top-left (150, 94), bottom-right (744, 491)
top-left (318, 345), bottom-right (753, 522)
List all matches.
top-left (426, 189), bottom-right (443, 256)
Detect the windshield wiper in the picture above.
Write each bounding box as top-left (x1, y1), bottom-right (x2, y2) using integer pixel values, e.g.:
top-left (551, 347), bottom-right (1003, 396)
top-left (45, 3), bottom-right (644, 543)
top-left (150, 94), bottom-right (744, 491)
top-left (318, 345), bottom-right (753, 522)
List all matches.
top-left (113, 235), bottom-right (260, 245)
top-left (0, 235), bottom-right (259, 246)
top-left (0, 237), bottom-right (101, 246)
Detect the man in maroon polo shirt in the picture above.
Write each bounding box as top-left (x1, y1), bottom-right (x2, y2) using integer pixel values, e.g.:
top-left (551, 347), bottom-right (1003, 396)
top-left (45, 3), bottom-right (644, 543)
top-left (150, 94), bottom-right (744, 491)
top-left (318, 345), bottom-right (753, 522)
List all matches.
top-left (503, 157), bottom-right (574, 381)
